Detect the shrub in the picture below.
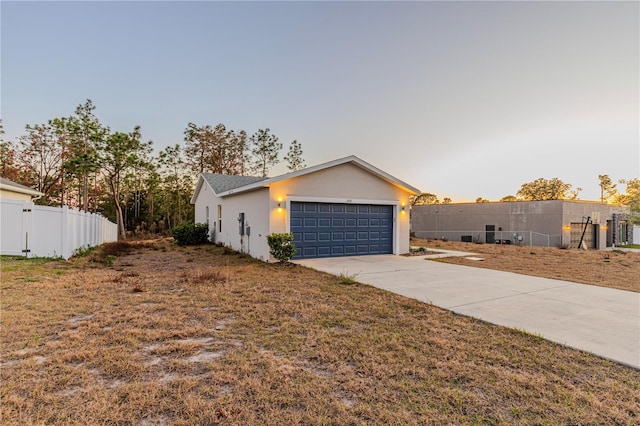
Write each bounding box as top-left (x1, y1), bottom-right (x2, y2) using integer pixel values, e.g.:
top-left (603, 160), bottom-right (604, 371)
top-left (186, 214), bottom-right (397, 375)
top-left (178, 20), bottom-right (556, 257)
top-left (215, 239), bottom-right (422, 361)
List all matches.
top-left (267, 233), bottom-right (297, 263)
top-left (172, 223), bottom-right (210, 245)
top-left (101, 241), bottom-right (134, 256)
top-left (72, 245), bottom-right (97, 258)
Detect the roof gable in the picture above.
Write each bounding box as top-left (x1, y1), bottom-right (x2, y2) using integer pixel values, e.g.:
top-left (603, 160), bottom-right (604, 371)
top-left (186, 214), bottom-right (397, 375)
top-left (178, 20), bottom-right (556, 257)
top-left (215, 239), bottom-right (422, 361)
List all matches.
top-left (217, 155), bottom-right (420, 196)
top-left (202, 174), bottom-right (266, 194)
top-left (190, 173), bottom-right (267, 204)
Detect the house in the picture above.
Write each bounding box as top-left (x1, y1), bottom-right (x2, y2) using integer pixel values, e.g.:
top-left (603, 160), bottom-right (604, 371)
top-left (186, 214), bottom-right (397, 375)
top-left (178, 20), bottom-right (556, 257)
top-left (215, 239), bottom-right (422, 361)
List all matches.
top-left (411, 200), bottom-right (632, 249)
top-left (190, 155), bottom-right (420, 261)
top-left (0, 177), bottom-right (43, 202)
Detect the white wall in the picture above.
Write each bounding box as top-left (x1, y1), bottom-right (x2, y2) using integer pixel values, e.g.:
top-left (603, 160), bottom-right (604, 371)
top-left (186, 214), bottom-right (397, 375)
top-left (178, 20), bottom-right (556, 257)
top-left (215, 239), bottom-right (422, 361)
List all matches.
top-left (0, 200), bottom-right (118, 258)
top-left (634, 225), bottom-right (640, 245)
top-left (217, 189), bottom-right (270, 260)
top-left (193, 182), bottom-right (221, 242)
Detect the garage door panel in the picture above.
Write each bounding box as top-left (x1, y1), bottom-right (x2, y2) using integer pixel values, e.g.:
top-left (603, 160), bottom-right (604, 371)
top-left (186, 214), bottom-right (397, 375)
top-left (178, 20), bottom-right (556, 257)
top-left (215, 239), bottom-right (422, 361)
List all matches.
top-left (344, 245), bottom-right (357, 255)
top-left (291, 201), bottom-right (393, 259)
top-left (317, 246), bottom-right (331, 256)
top-left (303, 247), bottom-right (317, 257)
top-left (318, 232), bottom-right (331, 241)
top-left (357, 245), bottom-right (370, 254)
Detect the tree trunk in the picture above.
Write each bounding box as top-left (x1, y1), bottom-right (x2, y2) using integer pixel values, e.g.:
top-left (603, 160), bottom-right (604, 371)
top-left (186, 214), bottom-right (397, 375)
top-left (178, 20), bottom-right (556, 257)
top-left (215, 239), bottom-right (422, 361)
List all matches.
top-left (83, 174), bottom-right (89, 212)
top-left (109, 177), bottom-right (126, 239)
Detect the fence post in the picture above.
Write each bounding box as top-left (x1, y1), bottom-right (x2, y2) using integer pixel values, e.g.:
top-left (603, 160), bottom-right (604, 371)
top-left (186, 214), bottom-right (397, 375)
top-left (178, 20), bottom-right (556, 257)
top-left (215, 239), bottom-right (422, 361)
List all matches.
top-left (61, 205), bottom-right (69, 258)
top-left (25, 202), bottom-right (34, 258)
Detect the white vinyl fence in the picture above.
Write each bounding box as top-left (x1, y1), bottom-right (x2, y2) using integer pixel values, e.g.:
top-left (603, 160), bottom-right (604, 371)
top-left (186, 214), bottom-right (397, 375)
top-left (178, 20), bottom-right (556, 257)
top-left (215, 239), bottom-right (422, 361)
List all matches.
top-left (634, 225), bottom-right (640, 245)
top-left (1, 199), bottom-right (117, 259)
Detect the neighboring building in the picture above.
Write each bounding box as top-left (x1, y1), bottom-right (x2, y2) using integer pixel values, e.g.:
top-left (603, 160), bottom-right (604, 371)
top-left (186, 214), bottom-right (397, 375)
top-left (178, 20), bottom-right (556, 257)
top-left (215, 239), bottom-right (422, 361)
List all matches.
top-left (0, 177), bottom-right (43, 202)
top-left (411, 200), bottom-right (632, 249)
top-left (191, 155), bottom-right (420, 261)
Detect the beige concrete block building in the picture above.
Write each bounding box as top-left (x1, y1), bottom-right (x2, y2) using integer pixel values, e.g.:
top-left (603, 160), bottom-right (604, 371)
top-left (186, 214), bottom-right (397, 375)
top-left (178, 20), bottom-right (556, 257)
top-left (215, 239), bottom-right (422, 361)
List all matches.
top-left (411, 200), bottom-right (632, 249)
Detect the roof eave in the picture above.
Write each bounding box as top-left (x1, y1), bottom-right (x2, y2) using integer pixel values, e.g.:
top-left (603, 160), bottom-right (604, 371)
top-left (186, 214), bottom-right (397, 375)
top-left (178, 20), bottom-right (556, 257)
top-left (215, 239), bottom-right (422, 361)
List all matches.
top-left (0, 183), bottom-right (44, 197)
top-left (189, 175), bottom-right (206, 205)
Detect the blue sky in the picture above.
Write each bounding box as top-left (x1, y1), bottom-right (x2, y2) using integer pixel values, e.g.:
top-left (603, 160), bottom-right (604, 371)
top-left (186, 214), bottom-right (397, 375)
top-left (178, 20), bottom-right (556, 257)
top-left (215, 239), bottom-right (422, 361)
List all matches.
top-left (2, 1), bottom-right (638, 201)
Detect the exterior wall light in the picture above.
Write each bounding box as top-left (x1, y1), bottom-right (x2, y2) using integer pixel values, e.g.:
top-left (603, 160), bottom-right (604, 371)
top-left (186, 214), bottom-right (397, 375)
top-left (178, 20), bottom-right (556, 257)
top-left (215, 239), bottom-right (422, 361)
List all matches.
top-left (277, 197), bottom-right (284, 212)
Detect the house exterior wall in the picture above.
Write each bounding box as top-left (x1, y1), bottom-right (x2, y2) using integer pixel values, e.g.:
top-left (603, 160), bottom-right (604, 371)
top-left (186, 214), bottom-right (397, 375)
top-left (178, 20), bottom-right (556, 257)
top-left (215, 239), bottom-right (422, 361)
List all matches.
top-left (218, 189), bottom-right (270, 260)
top-left (412, 200), bottom-right (630, 249)
top-left (193, 183), bottom-right (221, 241)
top-left (0, 188), bottom-right (34, 202)
top-left (267, 163), bottom-right (412, 255)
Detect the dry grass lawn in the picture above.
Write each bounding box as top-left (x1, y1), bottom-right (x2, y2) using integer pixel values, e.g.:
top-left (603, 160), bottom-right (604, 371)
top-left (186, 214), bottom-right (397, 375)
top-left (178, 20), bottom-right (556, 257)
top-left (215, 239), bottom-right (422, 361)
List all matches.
top-left (411, 238), bottom-right (640, 293)
top-left (2, 240), bottom-right (639, 424)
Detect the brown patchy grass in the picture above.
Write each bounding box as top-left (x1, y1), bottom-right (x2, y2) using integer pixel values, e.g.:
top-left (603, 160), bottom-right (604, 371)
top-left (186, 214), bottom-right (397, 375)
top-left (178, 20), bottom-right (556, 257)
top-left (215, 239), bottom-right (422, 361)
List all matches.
top-left (1, 240), bottom-right (639, 424)
top-left (412, 238), bottom-right (640, 293)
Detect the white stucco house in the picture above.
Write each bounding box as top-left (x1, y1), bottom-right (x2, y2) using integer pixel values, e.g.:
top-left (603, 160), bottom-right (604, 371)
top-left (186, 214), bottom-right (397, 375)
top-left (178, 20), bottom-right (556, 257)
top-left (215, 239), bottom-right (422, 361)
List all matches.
top-left (0, 177), bottom-right (43, 202)
top-left (190, 155), bottom-right (420, 261)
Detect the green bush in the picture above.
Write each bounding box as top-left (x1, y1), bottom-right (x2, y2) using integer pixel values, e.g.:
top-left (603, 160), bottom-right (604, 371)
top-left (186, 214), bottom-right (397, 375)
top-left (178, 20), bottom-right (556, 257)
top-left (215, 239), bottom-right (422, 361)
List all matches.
top-left (172, 223), bottom-right (210, 245)
top-left (267, 233), bottom-right (297, 263)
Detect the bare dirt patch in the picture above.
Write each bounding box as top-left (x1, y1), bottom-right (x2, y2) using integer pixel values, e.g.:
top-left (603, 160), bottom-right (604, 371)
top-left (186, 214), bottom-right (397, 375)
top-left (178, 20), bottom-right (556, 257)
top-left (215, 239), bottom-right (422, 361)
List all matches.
top-left (412, 238), bottom-right (640, 292)
top-left (1, 241), bottom-right (639, 424)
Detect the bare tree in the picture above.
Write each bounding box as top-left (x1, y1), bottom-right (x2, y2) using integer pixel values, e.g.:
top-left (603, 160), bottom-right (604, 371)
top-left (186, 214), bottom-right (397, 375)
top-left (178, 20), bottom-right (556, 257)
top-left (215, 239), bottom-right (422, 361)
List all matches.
top-left (250, 128), bottom-right (282, 177)
top-left (284, 140), bottom-right (306, 172)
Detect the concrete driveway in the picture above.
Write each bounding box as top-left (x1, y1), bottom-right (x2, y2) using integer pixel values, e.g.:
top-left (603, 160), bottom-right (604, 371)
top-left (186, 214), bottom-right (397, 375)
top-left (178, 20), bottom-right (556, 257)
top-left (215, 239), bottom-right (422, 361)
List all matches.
top-left (295, 254), bottom-right (640, 369)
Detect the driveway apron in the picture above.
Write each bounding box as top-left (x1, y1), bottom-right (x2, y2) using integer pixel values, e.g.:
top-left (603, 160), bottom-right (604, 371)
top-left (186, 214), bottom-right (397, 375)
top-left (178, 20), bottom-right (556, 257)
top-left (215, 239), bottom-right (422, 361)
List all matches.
top-left (295, 255), bottom-right (640, 369)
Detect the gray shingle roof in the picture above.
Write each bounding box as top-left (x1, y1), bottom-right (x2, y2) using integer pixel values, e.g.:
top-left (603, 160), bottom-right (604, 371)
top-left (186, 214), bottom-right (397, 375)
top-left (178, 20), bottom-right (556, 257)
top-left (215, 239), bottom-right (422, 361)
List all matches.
top-left (201, 173), bottom-right (267, 194)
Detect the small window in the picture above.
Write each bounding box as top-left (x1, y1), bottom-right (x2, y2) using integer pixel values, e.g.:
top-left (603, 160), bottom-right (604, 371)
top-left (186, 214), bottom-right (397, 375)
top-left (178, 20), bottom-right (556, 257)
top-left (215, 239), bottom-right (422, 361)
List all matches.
top-left (205, 206), bottom-right (210, 226)
top-left (218, 204), bottom-right (222, 233)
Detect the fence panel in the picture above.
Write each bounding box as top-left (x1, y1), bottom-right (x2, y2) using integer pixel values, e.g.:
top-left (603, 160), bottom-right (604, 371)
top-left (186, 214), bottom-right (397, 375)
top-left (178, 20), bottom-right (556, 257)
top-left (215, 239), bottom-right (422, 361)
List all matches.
top-left (0, 200), bottom-right (117, 258)
top-left (31, 204), bottom-right (65, 258)
top-left (0, 199), bottom-right (28, 256)
top-left (413, 229), bottom-right (561, 247)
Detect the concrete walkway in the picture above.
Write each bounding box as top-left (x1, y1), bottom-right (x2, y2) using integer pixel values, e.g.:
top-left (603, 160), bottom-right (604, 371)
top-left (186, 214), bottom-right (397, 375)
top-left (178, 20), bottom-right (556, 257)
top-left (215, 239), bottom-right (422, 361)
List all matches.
top-left (295, 254), bottom-right (640, 369)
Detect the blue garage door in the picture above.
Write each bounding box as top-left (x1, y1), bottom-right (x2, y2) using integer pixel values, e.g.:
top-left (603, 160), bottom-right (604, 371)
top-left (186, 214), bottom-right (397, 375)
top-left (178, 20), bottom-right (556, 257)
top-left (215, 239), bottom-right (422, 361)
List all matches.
top-left (290, 202), bottom-right (393, 259)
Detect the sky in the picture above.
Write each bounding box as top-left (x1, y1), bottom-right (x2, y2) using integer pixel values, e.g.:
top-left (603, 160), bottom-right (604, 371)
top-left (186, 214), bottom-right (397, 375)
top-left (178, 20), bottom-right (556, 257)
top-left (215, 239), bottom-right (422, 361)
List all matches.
top-left (1, 1), bottom-right (638, 202)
